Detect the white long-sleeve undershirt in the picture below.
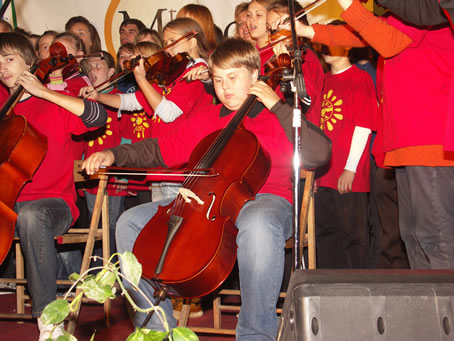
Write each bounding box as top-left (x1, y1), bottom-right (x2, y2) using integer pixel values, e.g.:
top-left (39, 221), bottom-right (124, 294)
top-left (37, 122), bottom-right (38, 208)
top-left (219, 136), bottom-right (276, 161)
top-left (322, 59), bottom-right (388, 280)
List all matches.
top-left (117, 57), bottom-right (207, 123)
top-left (344, 126), bottom-right (372, 173)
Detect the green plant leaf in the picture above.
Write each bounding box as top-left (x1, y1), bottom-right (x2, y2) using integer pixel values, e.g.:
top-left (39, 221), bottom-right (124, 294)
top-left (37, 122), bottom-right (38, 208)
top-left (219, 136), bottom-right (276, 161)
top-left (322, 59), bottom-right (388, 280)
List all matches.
top-left (95, 267), bottom-right (117, 287)
top-left (89, 330), bottom-right (96, 341)
top-left (68, 273), bottom-right (80, 282)
top-left (78, 276), bottom-right (115, 303)
top-left (41, 299), bottom-right (70, 325)
top-left (56, 332), bottom-right (78, 341)
top-left (126, 328), bottom-right (168, 341)
top-left (119, 251), bottom-right (142, 287)
top-left (171, 327), bottom-right (198, 341)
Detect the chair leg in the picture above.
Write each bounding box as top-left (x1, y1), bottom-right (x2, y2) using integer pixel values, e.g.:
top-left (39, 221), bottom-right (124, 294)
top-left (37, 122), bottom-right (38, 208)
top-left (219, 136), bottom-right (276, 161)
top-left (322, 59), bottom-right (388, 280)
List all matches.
top-left (101, 190), bottom-right (111, 326)
top-left (213, 296), bottom-right (222, 329)
top-left (307, 196), bottom-right (316, 269)
top-left (67, 176), bottom-right (108, 334)
top-left (16, 241), bottom-right (25, 315)
top-left (178, 299), bottom-right (191, 327)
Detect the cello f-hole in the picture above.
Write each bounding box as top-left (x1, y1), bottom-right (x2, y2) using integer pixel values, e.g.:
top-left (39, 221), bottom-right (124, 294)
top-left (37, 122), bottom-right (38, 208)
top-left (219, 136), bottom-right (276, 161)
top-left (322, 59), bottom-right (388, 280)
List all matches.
top-left (206, 192), bottom-right (216, 221)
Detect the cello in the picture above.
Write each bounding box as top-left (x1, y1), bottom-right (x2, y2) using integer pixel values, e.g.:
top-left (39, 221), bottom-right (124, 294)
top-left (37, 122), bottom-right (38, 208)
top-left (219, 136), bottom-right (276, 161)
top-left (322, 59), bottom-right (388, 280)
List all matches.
top-left (0, 43), bottom-right (75, 264)
top-left (131, 69), bottom-right (293, 298)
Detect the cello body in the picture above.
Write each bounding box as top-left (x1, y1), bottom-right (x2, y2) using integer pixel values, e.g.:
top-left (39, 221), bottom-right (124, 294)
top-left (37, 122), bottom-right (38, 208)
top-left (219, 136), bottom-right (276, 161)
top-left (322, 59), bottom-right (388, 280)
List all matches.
top-left (133, 127), bottom-right (271, 298)
top-left (0, 114), bottom-right (47, 264)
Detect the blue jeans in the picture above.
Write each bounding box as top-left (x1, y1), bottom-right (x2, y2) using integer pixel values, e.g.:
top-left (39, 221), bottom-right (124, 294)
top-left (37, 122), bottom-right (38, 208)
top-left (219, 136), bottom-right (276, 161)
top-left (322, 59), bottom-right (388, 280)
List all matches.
top-left (14, 198), bottom-right (73, 317)
top-left (116, 197), bottom-right (176, 332)
top-left (396, 166), bottom-right (454, 269)
top-left (116, 193), bottom-right (292, 340)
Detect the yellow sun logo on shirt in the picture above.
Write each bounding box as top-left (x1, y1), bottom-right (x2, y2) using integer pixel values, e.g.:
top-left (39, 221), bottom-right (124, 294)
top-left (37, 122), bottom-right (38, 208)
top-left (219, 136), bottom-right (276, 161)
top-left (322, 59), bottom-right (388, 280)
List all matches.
top-left (321, 89), bottom-right (343, 131)
top-left (132, 111), bottom-right (150, 139)
top-left (88, 117), bottom-right (113, 147)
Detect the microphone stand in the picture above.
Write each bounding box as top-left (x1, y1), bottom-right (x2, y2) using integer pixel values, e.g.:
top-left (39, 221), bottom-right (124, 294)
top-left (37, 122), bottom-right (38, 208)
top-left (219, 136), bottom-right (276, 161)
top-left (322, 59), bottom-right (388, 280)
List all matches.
top-left (287, 0), bottom-right (307, 271)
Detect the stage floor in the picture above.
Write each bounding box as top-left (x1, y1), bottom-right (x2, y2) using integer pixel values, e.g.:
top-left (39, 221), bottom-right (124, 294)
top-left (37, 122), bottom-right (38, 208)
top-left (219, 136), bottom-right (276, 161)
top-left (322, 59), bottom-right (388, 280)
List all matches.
top-left (0, 289), bottom-right (237, 341)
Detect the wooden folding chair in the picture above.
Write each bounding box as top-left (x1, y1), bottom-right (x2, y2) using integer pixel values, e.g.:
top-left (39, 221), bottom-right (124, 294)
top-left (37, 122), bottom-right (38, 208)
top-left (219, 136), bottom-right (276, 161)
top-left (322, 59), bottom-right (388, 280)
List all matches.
top-left (0, 161), bottom-right (111, 333)
top-left (176, 169), bottom-right (317, 335)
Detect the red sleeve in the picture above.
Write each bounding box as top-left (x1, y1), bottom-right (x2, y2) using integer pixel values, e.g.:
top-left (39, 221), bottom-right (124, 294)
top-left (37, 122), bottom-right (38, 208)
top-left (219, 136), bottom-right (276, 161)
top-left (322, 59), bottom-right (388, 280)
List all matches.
top-left (134, 89), bottom-right (155, 117)
top-left (165, 64), bottom-right (210, 114)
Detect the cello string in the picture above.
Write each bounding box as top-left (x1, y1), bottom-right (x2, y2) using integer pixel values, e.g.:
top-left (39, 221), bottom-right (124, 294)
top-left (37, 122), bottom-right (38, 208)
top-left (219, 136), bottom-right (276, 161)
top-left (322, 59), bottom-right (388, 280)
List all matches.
top-left (169, 95), bottom-right (259, 219)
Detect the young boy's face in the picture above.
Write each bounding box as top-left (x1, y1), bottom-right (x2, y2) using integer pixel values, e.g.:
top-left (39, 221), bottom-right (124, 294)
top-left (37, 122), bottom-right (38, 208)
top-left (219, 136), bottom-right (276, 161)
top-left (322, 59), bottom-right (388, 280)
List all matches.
top-left (212, 65), bottom-right (258, 111)
top-left (86, 57), bottom-right (114, 86)
top-left (0, 49), bottom-right (28, 90)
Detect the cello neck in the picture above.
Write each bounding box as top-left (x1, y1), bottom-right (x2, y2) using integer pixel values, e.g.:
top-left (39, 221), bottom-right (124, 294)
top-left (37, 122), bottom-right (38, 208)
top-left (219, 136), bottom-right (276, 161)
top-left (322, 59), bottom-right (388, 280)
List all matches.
top-left (194, 94), bottom-right (258, 171)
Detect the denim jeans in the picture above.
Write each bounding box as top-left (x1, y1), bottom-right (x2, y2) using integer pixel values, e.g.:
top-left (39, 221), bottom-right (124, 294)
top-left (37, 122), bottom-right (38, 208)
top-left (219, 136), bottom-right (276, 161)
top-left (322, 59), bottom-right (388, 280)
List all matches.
top-left (116, 197), bottom-right (176, 332)
top-left (14, 198), bottom-right (73, 317)
top-left (116, 193), bottom-right (292, 340)
top-left (396, 166), bottom-right (454, 269)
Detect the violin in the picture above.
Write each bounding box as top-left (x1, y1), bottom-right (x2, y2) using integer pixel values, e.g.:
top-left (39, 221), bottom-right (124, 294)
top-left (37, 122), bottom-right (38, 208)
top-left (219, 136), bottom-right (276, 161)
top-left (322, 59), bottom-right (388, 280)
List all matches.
top-left (93, 31), bottom-right (198, 93)
top-left (263, 52), bottom-right (293, 86)
top-left (123, 51), bottom-right (192, 87)
top-left (0, 43), bottom-right (75, 265)
top-left (259, 0), bottom-right (327, 55)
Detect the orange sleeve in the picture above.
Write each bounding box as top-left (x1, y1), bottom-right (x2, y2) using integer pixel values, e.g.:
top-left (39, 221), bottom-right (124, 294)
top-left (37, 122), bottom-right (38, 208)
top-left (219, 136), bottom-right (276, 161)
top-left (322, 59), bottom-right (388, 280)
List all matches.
top-left (341, 0), bottom-right (413, 58)
top-left (312, 0), bottom-right (413, 58)
top-left (312, 23), bottom-right (368, 47)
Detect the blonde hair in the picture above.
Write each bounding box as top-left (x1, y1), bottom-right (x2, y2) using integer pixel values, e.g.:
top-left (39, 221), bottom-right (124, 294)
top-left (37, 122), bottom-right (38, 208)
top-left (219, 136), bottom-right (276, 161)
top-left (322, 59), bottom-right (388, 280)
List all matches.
top-left (177, 4), bottom-right (217, 51)
top-left (134, 28), bottom-right (162, 47)
top-left (208, 38), bottom-right (259, 74)
top-left (164, 18), bottom-right (210, 60)
top-left (134, 41), bottom-right (161, 57)
top-left (234, 2), bottom-right (250, 39)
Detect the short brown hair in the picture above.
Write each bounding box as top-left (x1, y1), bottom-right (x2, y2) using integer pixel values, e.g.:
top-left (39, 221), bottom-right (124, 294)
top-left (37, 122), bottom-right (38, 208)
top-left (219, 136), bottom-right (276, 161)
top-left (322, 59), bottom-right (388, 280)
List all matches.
top-left (208, 38), bottom-right (259, 73)
top-left (0, 32), bottom-right (36, 66)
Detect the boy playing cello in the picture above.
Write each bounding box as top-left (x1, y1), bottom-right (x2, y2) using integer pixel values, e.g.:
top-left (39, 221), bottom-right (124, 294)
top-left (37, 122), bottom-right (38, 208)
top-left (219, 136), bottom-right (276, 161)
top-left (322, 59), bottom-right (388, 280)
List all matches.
top-left (83, 38), bottom-right (330, 341)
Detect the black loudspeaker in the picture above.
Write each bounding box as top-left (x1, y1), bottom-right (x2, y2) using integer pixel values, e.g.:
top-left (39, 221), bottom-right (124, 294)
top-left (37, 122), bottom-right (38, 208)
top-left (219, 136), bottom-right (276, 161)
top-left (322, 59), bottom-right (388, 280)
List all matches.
top-left (277, 269), bottom-right (454, 341)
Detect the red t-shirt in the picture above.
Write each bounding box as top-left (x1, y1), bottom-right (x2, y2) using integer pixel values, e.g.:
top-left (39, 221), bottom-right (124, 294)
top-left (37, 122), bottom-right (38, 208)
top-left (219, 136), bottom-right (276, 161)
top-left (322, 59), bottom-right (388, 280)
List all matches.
top-left (64, 73), bottom-right (92, 161)
top-left (318, 65), bottom-right (377, 192)
top-left (83, 89), bottom-right (127, 196)
top-left (158, 102), bottom-right (294, 203)
top-left (14, 95), bottom-right (92, 223)
top-left (135, 61), bottom-right (213, 140)
top-left (381, 16), bottom-right (454, 151)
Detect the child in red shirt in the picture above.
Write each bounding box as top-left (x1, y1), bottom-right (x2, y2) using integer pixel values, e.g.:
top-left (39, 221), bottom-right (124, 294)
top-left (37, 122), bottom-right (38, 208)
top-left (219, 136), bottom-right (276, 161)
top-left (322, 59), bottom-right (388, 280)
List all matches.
top-left (80, 51), bottom-right (127, 256)
top-left (315, 43), bottom-right (377, 268)
top-left (0, 33), bottom-right (107, 340)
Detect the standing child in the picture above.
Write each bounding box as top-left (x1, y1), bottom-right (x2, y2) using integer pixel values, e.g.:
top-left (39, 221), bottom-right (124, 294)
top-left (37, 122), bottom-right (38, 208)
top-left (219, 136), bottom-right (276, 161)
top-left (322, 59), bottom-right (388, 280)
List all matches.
top-left (0, 32), bottom-right (107, 340)
top-left (315, 41), bottom-right (377, 268)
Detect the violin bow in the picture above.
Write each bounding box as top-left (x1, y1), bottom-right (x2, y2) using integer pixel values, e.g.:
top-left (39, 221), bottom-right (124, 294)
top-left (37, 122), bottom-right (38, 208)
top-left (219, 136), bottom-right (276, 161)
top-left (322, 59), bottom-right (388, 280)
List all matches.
top-left (0, 0), bottom-right (12, 19)
top-left (88, 31), bottom-right (199, 95)
top-left (259, 0), bottom-right (327, 55)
